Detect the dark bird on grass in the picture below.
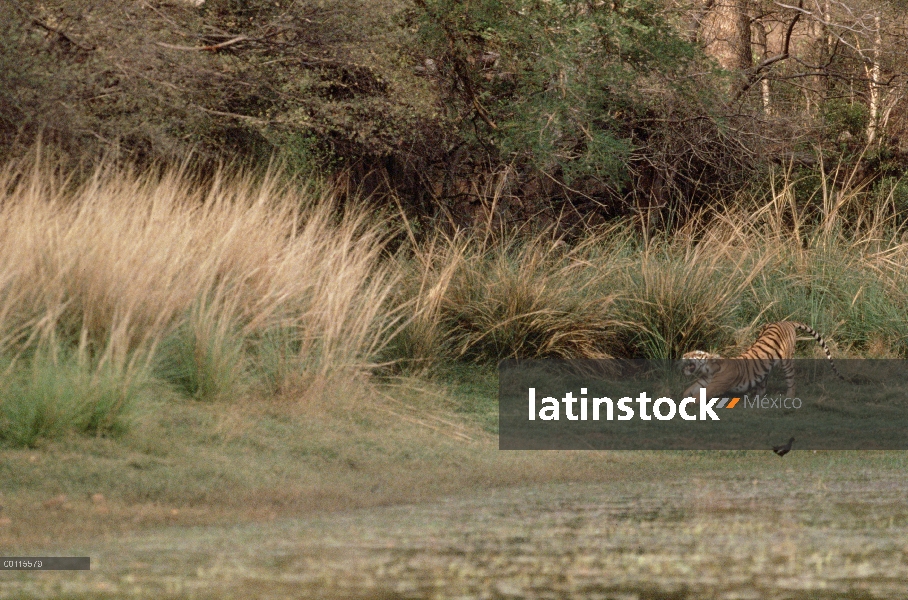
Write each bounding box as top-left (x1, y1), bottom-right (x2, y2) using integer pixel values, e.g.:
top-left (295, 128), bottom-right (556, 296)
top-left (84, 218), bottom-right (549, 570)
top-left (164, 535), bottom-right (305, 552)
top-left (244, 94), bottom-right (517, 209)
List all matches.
top-left (773, 437), bottom-right (795, 457)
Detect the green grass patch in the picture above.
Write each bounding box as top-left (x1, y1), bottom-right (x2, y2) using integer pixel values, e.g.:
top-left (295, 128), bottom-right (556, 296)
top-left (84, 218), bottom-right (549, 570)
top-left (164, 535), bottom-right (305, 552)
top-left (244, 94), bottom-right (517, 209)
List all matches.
top-left (0, 352), bottom-right (144, 448)
top-left (155, 306), bottom-right (248, 403)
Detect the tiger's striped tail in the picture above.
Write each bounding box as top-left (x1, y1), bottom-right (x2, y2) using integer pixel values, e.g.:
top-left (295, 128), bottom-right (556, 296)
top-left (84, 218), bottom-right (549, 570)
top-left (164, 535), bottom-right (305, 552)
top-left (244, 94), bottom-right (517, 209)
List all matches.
top-left (791, 322), bottom-right (846, 381)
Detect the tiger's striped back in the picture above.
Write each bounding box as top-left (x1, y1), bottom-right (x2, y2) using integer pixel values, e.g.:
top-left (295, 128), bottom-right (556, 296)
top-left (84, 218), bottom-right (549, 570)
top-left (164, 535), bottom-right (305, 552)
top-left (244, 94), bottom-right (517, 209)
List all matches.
top-left (746, 321), bottom-right (843, 378)
top-left (681, 321), bottom-right (843, 399)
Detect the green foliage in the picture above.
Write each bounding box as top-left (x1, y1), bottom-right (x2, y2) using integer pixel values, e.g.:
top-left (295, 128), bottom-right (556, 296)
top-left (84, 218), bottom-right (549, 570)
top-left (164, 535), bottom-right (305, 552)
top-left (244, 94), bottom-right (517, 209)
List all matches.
top-left (273, 132), bottom-right (332, 180)
top-left (740, 242), bottom-right (908, 356)
top-left (4, 0), bottom-right (908, 227)
top-left (0, 0), bottom-right (437, 174)
top-left (873, 176), bottom-right (908, 217)
top-left (823, 99), bottom-right (869, 139)
top-left (415, 0), bottom-right (704, 193)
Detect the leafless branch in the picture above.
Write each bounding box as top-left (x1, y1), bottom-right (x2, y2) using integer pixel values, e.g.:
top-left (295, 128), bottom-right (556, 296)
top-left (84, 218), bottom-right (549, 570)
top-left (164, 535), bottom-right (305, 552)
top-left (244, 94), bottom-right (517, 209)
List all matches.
top-left (198, 107), bottom-right (267, 125)
top-left (730, 1), bottom-right (803, 103)
top-left (154, 36), bottom-right (249, 52)
top-left (30, 18), bottom-right (95, 52)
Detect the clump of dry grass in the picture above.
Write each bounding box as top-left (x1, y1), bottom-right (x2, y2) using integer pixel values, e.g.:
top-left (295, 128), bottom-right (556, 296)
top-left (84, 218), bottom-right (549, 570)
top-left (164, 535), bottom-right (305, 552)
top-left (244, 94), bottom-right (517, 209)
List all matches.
top-left (0, 151), bottom-right (398, 444)
top-left (389, 225), bottom-right (625, 369)
top-left (613, 242), bottom-right (764, 359)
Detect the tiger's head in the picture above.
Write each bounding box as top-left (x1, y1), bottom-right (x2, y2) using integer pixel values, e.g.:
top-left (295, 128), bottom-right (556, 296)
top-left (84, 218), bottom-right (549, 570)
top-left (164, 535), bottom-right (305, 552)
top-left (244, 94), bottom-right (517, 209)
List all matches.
top-left (679, 350), bottom-right (722, 377)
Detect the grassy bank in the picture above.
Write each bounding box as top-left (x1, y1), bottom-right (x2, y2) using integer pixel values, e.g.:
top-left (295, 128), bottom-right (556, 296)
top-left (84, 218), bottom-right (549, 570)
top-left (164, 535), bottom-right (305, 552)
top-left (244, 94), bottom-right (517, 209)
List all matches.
top-left (0, 156), bottom-right (907, 448)
top-left (1, 365), bottom-right (653, 550)
top-left (1, 155), bottom-right (907, 554)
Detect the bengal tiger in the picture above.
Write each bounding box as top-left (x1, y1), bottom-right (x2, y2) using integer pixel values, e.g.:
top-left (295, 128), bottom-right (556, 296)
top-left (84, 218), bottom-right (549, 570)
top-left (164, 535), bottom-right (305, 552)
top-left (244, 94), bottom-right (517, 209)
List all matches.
top-left (680, 321), bottom-right (845, 400)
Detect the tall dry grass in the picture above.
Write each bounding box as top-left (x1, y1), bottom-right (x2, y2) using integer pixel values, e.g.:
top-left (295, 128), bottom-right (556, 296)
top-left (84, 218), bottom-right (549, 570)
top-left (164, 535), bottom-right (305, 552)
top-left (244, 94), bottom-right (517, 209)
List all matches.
top-left (0, 152), bottom-right (398, 445)
top-left (388, 226), bottom-right (625, 370)
top-left (389, 165), bottom-right (908, 365)
top-left (4, 151), bottom-right (908, 446)
top-left (659, 166), bottom-right (908, 356)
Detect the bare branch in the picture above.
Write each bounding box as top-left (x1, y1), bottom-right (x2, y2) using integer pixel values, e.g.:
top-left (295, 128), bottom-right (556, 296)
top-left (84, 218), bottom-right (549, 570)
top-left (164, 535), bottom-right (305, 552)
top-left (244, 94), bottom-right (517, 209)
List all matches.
top-left (197, 107), bottom-right (267, 125)
top-left (30, 17), bottom-right (95, 52)
top-left (154, 36), bottom-right (249, 52)
top-left (729, 1), bottom-right (803, 103)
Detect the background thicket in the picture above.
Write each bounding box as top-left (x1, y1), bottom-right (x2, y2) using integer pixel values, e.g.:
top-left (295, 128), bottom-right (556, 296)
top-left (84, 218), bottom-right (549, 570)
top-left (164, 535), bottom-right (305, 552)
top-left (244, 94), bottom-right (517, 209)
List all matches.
top-left (5, 0), bottom-right (908, 230)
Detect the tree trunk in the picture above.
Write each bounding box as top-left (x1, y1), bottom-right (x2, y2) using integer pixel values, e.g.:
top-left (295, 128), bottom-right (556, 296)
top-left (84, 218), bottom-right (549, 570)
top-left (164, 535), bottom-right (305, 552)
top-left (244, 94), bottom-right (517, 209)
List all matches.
top-left (753, 16), bottom-right (771, 115)
top-left (865, 12), bottom-right (882, 145)
top-left (702, 0), bottom-right (753, 94)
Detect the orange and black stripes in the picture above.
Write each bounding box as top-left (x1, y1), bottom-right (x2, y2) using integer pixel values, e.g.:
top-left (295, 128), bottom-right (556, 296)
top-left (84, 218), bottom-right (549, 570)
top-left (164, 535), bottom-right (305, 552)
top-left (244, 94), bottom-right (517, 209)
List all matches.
top-left (681, 321), bottom-right (844, 400)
